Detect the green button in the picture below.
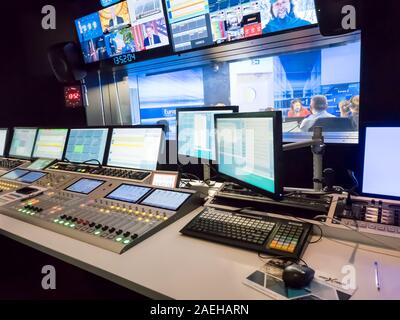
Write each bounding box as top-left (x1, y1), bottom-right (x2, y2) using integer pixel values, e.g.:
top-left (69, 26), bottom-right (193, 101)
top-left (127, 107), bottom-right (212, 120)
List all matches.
top-left (123, 239), bottom-right (131, 245)
top-left (54, 219), bottom-right (59, 223)
top-left (94, 231), bottom-right (101, 235)
top-left (64, 222), bottom-right (70, 226)
top-left (58, 220), bottom-right (64, 224)
top-left (116, 237), bottom-right (123, 242)
top-left (30, 212), bottom-right (35, 216)
top-left (18, 209), bottom-right (23, 212)
top-left (70, 224), bottom-right (75, 228)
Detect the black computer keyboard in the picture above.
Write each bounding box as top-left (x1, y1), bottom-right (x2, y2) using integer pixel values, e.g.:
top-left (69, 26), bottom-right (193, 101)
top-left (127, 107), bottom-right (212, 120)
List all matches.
top-left (180, 207), bottom-right (313, 260)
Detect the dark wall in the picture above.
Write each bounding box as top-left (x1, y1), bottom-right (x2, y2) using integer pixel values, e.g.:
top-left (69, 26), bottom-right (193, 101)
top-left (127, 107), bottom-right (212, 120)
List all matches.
top-left (0, 0), bottom-right (101, 128)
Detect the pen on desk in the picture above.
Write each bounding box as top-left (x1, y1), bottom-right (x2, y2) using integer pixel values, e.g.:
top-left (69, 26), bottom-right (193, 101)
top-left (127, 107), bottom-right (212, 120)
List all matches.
top-left (374, 261), bottom-right (381, 291)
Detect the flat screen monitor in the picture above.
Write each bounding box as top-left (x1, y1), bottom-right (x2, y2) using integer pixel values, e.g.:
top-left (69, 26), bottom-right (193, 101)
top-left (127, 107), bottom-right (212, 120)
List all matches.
top-left (107, 127), bottom-right (164, 171)
top-left (75, 0), bottom-right (170, 64)
top-left (166, 0), bottom-right (318, 53)
top-left (32, 129), bottom-right (69, 160)
top-left (140, 189), bottom-right (191, 210)
top-left (65, 128), bottom-right (109, 164)
top-left (65, 178), bottom-right (105, 195)
top-left (177, 106), bottom-right (238, 161)
top-left (9, 128), bottom-right (38, 159)
top-left (0, 129), bottom-right (8, 157)
top-left (215, 111), bottom-right (283, 199)
top-left (106, 184), bottom-right (152, 203)
top-left (362, 126), bottom-right (400, 199)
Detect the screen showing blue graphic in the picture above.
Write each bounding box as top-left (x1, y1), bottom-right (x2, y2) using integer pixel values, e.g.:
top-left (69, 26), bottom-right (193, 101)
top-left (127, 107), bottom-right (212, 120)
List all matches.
top-left (177, 108), bottom-right (236, 160)
top-left (141, 189), bottom-right (191, 210)
top-left (1, 169), bottom-right (29, 181)
top-left (216, 116), bottom-right (276, 194)
top-left (9, 128), bottom-right (38, 158)
top-left (65, 129), bottom-right (109, 164)
top-left (363, 127), bottom-right (400, 198)
top-left (75, 13), bottom-right (104, 43)
top-left (17, 172), bottom-right (47, 184)
top-left (106, 184), bottom-right (152, 203)
top-left (66, 179), bottom-right (105, 195)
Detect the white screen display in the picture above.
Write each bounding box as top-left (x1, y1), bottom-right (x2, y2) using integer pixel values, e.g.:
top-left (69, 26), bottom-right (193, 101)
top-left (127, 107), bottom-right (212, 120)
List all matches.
top-left (33, 129), bottom-right (68, 160)
top-left (107, 128), bottom-right (163, 170)
top-left (363, 127), bottom-right (400, 198)
top-left (106, 184), bottom-right (151, 203)
top-left (9, 128), bottom-right (37, 158)
top-left (0, 129), bottom-right (7, 157)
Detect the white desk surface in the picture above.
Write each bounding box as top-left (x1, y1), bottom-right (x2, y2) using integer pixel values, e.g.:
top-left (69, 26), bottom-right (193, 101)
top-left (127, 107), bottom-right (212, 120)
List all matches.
top-left (1, 207), bottom-right (400, 300)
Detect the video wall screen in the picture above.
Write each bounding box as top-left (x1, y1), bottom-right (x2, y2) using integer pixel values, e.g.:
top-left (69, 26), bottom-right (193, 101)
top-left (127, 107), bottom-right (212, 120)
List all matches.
top-left (75, 0), bottom-right (170, 64)
top-left (166, 0), bottom-right (317, 52)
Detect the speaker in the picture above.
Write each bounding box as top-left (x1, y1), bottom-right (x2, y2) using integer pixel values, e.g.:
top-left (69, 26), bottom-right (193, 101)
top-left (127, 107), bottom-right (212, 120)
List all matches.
top-left (314, 0), bottom-right (361, 36)
top-left (48, 42), bottom-right (87, 83)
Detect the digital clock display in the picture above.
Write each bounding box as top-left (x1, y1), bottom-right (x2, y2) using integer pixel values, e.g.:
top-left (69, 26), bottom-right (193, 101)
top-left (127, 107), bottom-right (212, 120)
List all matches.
top-left (64, 86), bottom-right (83, 108)
top-left (113, 53), bottom-right (136, 65)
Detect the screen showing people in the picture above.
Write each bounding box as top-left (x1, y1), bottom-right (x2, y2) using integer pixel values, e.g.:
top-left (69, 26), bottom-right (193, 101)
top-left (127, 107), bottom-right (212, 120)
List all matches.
top-left (166, 0), bottom-right (317, 52)
top-left (282, 95), bottom-right (360, 133)
top-left (75, 0), bottom-right (170, 64)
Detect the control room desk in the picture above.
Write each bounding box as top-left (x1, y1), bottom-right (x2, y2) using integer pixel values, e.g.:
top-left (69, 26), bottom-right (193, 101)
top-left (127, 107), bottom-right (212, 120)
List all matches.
top-left (1, 207), bottom-right (400, 300)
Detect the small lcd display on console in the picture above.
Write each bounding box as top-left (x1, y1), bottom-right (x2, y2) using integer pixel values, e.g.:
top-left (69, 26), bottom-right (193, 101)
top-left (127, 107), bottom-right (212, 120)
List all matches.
top-left (1, 169), bottom-right (29, 180)
top-left (140, 189), bottom-right (191, 211)
top-left (65, 178), bottom-right (105, 195)
top-left (17, 172), bottom-right (47, 184)
top-left (106, 184), bottom-right (152, 204)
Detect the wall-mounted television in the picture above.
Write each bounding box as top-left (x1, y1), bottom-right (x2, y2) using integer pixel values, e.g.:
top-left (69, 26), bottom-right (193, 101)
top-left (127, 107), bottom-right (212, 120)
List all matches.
top-left (75, 0), bottom-right (170, 64)
top-left (165, 0), bottom-right (318, 53)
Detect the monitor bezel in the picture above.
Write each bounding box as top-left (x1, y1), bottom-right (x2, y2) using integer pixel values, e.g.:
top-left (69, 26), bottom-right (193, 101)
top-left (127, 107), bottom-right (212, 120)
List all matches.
top-left (0, 128), bottom-right (9, 158)
top-left (105, 125), bottom-right (166, 171)
top-left (360, 123), bottom-right (400, 201)
top-left (176, 106), bottom-right (239, 164)
top-left (63, 127), bottom-right (111, 165)
top-left (8, 127), bottom-right (39, 160)
top-left (64, 178), bottom-right (106, 195)
top-left (105, 183), bottom-right (153, 204)
top-left (32, 128), bottom-right (70, 161)
top-left (215, 111), bottom-right (284, 200)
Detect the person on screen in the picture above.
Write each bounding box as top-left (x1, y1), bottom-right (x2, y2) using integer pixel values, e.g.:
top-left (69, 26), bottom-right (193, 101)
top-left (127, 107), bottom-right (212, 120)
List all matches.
top-left (144, 25), bottom-right (161, 47)
top-left (108, 6), bottom-right (124, 30)
top-left (349, 95), bottom-right (360, 129)
top-left (288, 99), bottom-right (310, 118)
top-left (300, 95), bottom-right (336, 132)
top-left (339, 100), bottom-right (352, 118)
top-left (263, 0), bottom-right (311, 34)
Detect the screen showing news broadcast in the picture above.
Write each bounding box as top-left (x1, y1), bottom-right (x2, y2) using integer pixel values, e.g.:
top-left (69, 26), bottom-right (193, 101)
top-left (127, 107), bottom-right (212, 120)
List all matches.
top-left (75, 0), bottom-right (170, 64)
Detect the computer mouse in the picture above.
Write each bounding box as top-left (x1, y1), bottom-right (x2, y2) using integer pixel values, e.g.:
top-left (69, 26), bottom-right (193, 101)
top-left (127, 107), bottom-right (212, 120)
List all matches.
top-left (282, 264), bottom-right (315, 289)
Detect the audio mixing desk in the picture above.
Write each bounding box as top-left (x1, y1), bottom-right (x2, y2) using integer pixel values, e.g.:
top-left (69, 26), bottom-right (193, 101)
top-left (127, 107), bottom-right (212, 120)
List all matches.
top-left (0, 168), bottom-right (201, 253)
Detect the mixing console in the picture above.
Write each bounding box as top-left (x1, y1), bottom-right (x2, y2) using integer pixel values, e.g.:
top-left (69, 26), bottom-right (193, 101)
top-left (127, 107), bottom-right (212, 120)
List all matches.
top-left (49, 162), bottom-right (152, 182)
top-left (0, 172), bottom-right (201, 253)
top-left (0, 157), bottom-right (29, 174)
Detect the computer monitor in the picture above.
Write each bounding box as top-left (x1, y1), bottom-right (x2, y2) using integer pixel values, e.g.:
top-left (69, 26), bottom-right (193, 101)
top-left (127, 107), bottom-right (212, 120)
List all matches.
top-left (362, 125), bottom-right (400, 199)
top-left (177, 106), bottom-right (238, 162)
top-left (107, 126), bottom-right (164, 171)
top-left (215, 112), bottom-right (283, 199)
top-left (32, 129), bottom-right (69, 160)
top-left (65, 128), bottom-right (109, 164)
top-left (0, 128), bottom-right (8, 157)
top-left (9, 128), bottom-right (38, 159)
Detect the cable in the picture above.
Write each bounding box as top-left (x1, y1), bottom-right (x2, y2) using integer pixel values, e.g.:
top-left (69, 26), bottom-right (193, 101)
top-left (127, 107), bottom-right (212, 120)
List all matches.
top-left (257, 252), bottom-right (309, 267)
top-left (83, 159), bottom-right (102, 168)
